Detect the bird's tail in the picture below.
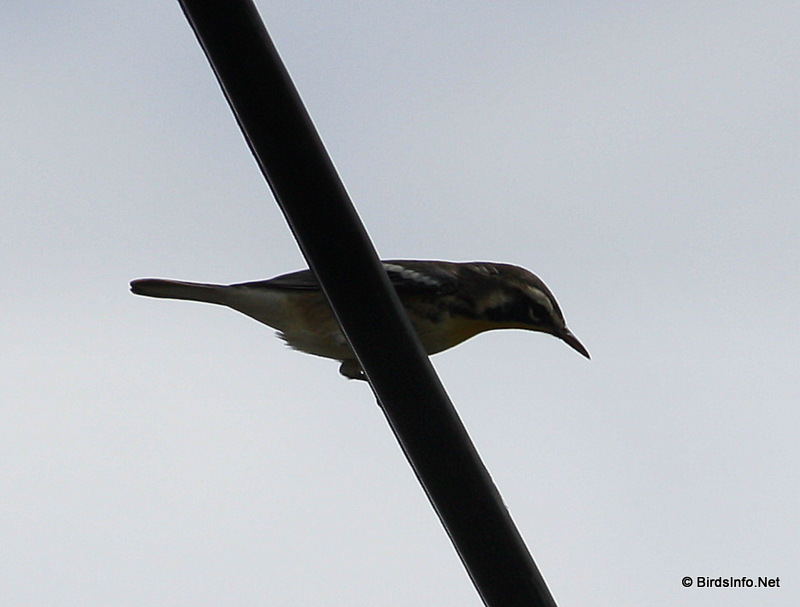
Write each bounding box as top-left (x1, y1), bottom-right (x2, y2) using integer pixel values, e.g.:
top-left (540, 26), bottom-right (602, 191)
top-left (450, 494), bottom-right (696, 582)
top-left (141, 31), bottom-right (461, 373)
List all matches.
top-left (130, 278), bottom-right (227, 306)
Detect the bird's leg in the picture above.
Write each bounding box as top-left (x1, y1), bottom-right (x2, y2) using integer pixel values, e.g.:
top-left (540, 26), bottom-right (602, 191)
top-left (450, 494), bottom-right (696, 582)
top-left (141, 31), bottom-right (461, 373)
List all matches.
top-left (339, 359), bottom-right (367, 381)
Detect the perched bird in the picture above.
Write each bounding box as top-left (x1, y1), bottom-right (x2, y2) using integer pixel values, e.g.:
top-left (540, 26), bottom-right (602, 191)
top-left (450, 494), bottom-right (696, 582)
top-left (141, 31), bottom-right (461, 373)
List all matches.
top-left (130, 260), bottom-right (589, 379)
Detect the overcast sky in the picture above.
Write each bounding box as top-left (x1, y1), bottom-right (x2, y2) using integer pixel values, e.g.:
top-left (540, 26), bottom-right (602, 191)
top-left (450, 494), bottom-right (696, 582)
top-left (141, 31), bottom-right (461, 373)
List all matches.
top-left (2, 2), bottom-right (798, 606)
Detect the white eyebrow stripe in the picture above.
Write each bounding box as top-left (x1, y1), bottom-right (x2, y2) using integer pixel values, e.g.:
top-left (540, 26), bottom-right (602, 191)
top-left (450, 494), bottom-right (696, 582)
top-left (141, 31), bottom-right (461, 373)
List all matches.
top-left (383, 263), bottom-right (443, 287)
top-left (526, 287), bottom-right (555, 312)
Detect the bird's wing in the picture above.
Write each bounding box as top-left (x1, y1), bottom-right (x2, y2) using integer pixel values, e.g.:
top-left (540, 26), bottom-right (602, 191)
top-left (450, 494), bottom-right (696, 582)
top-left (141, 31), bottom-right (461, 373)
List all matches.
top-left (380, 261), bottom-right (458, 294)
top-left (235, 268), bottom-right (319, 290)
top-left (235, 261), bottom-right (458, 295)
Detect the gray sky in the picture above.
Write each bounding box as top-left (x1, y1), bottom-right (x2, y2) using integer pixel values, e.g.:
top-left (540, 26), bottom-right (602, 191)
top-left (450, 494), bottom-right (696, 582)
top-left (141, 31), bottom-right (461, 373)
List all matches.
top-left (3, 2), bottom-right (798, 606)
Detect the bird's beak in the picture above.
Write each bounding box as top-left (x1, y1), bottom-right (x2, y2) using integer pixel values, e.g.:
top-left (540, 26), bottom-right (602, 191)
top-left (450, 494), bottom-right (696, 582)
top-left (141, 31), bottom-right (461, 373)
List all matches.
top-left (560, 329), bottom-right (590, 359)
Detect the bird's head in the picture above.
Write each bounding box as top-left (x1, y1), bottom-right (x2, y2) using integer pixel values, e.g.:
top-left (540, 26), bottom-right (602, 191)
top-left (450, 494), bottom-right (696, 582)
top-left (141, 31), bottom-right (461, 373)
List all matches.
top-left (466, 263), bottom-right (590, 359)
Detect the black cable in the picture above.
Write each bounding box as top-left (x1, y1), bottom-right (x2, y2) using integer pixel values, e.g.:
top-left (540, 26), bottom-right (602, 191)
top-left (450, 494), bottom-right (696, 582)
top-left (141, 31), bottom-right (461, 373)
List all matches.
top-left (175, 2), bottom-right (559, 605)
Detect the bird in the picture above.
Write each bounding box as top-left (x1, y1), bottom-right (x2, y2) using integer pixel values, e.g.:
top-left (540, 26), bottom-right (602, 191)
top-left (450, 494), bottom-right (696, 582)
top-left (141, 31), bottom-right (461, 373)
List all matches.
top-left (130, 260), bottom-right (589, 379)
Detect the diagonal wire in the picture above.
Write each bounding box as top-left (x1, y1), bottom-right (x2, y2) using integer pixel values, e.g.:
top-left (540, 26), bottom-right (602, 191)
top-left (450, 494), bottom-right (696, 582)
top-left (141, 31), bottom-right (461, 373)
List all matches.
top-left (175, 2), bottom-right (559, 605)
